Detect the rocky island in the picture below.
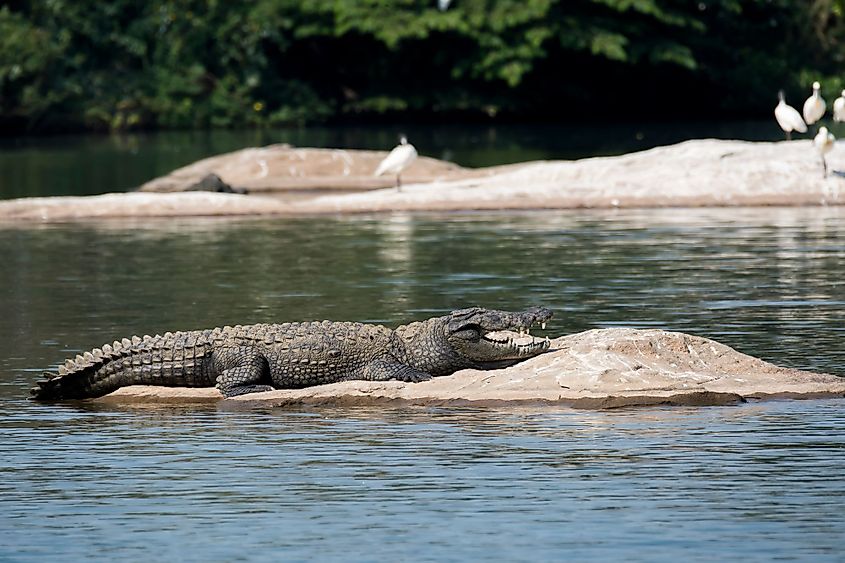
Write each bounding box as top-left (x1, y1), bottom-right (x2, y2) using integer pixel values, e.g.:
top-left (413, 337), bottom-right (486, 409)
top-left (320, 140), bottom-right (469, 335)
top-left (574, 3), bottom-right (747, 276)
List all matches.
top-left (1, 139), bottom-right (843, 221)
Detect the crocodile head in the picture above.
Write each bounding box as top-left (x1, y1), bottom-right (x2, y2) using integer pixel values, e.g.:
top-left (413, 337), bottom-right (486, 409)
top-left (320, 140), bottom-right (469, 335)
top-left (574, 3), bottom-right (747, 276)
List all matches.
top-left (394, 306), bottom-right (554, 375)
top-left (444, 306), bottom-right (553, 366)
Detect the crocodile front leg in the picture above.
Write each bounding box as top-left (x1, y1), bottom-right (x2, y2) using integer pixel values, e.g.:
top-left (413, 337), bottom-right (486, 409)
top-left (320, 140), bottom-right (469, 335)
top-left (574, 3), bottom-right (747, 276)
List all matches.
top-left (212, 346), bottom-right (275, 397)
top-left (363, 360), bottom-right (433, 383)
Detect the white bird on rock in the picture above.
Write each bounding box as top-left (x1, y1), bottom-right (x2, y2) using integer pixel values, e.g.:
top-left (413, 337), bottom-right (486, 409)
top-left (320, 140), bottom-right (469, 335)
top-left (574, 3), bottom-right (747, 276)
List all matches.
top-left (803, 81), bottom-right (826, 126)
top-left (833, 90), bottom-right (845, 122)
top-left (375, 136), bottom-right (417, 191)
top-left (775, 91), bottom-right (807, 140)
top-left (814, 126), bottom-right (835, 178)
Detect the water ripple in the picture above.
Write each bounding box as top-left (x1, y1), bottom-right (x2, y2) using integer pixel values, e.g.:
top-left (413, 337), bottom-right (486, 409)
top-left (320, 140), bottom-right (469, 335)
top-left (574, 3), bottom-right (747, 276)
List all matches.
top-left (2, 208), bottom-right (845, 560)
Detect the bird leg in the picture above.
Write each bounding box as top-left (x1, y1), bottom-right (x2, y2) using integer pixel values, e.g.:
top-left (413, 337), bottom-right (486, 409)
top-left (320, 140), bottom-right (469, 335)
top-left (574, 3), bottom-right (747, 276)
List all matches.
top-left (786, 131), bottom-right (792, 141)
top-left (396, 173), bottom-right (402, 192)
top-left (822, 156), bottom-right (828, 178)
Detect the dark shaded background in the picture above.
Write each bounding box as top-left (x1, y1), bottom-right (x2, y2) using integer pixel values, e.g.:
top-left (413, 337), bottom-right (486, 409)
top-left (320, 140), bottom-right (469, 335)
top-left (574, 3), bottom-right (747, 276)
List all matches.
top-left (2, 0), bottom-right (843, 133)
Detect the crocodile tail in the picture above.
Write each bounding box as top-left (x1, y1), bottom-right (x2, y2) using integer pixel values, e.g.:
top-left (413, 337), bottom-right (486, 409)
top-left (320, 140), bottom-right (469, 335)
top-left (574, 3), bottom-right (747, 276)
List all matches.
top-left (31, 370), bottom-right (90, 400)
top-left (30, 338), bottom-right (136, 400)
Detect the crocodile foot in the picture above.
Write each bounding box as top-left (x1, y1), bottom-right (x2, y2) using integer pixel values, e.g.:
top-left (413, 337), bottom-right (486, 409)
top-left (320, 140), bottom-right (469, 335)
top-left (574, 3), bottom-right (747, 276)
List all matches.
top-left (219, 384), bottom-right (276, 398)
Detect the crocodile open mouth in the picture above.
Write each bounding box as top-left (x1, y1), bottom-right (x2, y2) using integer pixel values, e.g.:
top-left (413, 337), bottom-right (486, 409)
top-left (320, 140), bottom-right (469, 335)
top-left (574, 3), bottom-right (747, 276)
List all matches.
top-left (482, 310), bottom-right (552, 353)
top-left (481, 312), bottom-right (551, 356)
top-left (482, 328), bottom-right (551, 355)
top-left (446, 306), bottom-right (554, 362)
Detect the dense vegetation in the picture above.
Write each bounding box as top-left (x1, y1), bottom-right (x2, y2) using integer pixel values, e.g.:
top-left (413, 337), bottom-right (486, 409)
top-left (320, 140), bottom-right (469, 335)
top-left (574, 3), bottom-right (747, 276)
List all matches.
top-left (2, 0), bottom-right (844, 132)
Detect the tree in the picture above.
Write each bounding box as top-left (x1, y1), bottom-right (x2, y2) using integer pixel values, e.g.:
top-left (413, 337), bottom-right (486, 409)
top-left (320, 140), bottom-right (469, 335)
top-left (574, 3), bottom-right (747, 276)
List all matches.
top-left (1, 0), bottom-right (843, 132)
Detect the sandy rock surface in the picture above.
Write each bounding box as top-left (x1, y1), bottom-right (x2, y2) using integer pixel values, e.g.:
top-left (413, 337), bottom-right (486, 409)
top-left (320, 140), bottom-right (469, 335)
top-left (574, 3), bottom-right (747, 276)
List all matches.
top-left (295, 139), bottom-right (845, 213)
top-left (3, 139), bottom-right (844, 221)
top-left (98, 328), bottom-right (845, 409)
top-left (0, 192), bottom-right (289, 222)
top-left (138, 145), bottom-right (470, 193)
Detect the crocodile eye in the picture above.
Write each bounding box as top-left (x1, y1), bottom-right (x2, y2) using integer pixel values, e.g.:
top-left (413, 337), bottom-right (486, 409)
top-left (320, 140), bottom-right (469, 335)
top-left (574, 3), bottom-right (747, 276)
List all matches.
top-left (452, 324), bottom-right (481, 341)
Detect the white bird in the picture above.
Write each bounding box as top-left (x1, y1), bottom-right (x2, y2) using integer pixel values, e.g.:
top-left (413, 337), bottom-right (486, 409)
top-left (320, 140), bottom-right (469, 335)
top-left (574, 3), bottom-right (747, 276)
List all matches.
top-left (814, 126), bottom-right (835, 178)
top-left (833, 90), bottom-right (845, 122)
top-left (803, 81), bottom-right (826, 126)
top-left (374, 136), bottom-right (418, 191)
top-left (774, 91), bottom-right (807, 140)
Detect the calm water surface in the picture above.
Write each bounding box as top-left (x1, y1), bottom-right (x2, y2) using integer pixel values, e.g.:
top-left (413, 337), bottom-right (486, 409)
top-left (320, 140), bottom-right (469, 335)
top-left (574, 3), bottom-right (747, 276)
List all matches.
top-left (2, 208), bottom-right (844, 560)
top-left (4, 402), bottom-right (844, 561)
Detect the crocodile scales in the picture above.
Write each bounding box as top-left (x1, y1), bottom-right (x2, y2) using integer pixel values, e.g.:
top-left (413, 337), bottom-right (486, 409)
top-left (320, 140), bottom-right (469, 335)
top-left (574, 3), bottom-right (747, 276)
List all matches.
top-left (31, 307), bottom-right (553, 400)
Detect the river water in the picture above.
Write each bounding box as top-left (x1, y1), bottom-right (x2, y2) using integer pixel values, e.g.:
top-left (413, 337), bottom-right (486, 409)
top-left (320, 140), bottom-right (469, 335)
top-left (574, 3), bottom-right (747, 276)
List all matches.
top-left (1, 207), bottom-right (844, 561)
top-left (2, 122), bottom-right (845, 559)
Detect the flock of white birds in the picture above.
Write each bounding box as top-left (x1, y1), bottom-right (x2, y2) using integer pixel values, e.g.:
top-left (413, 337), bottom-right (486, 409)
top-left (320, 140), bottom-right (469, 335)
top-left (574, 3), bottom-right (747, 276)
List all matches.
top-left (775, 81), bottom-right (842, 177)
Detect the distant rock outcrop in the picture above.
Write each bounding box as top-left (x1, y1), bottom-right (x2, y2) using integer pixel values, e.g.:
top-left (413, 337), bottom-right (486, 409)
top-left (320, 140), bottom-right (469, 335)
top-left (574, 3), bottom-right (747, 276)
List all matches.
top-left (2, 140), bottom-right (843, 221)
top-left (138, 145), bottom-right (469, 193)
top-left (294, 139), bottom-right (845, 213)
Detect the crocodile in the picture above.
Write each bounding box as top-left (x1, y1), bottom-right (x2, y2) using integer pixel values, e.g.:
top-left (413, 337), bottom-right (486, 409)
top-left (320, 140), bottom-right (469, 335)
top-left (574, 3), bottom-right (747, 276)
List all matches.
top-left (31, 306), bottom-right (553, 400)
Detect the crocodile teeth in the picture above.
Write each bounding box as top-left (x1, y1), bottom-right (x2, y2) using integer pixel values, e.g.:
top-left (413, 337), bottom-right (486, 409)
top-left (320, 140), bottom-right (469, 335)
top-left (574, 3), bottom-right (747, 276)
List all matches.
top-left (541, 322), bottom-right (546, 330)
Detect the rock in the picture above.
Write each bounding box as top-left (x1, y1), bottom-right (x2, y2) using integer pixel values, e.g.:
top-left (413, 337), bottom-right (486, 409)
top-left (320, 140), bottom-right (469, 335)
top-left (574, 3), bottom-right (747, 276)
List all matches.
top-left (3, 139), bottom-right (843, 222)
top-left (138, 145), bottom-right (467, 193)
top-left (0, 192), bottom-right (287, 221)
top-left (96, 328), bottom-right (845, 408)
top-left (293, 139), bottom-right (845, 213)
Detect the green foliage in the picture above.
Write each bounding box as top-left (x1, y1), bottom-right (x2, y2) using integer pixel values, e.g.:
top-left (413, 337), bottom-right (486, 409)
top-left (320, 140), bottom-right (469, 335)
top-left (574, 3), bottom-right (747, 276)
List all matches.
top-left (0, 7), bottom-right (64, 127)
top-left (1, 0), bottom-right (844, 131)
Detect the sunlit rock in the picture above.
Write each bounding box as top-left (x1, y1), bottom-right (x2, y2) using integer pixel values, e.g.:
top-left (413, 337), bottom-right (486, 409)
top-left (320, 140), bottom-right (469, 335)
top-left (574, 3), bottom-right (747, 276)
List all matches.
top-left (2, 140), bottom-right (843, 221)
top-left (138, 145), bottom-right (465, 193)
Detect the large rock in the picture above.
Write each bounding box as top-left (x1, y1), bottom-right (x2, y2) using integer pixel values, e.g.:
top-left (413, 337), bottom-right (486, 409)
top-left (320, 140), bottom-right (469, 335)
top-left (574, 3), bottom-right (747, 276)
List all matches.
top-left (294, 139), bottom-right (845, 213)
top-left (2, 140), bottom-right (843, 221)
top-left (97, 328), bottom-right (845, 409)
top-left (0, 192), bottom-right (287, 221)
top-left (138, 145), bottom-right (469, 193)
